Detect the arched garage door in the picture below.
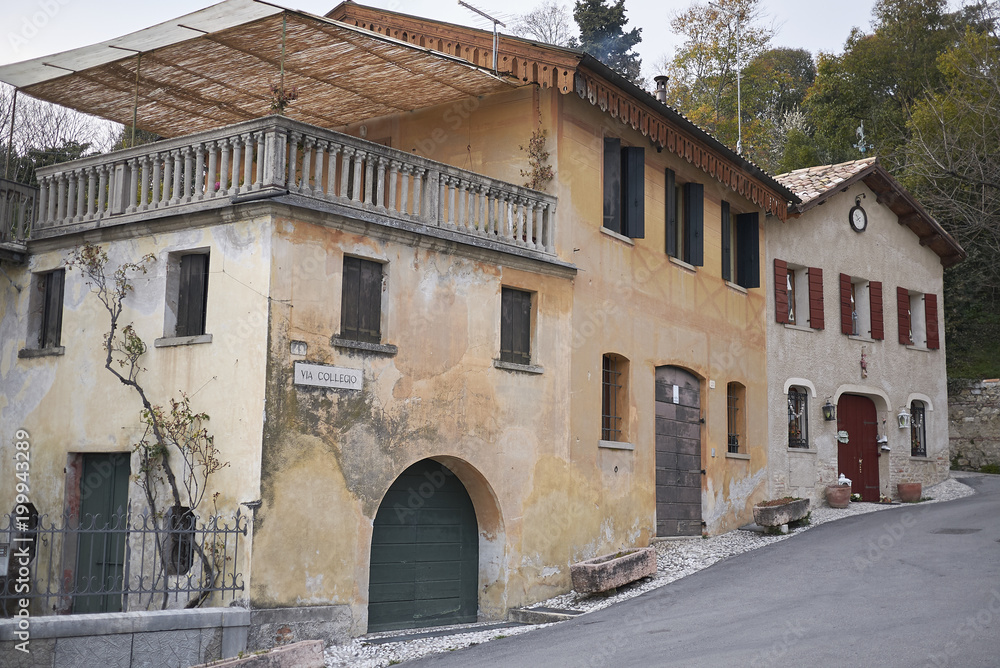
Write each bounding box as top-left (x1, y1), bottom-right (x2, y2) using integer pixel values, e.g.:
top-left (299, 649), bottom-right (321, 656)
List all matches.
top-left (368, 459), bottom-right (479, 632)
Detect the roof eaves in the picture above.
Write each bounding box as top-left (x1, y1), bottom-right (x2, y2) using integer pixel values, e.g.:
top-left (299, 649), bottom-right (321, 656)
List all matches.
top-left (577, 55), bottom-right (799, 205)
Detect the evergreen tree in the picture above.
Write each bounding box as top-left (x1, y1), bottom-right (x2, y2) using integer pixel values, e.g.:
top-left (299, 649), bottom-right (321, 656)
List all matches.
top-left (571, 0), bottom-right (643, 85)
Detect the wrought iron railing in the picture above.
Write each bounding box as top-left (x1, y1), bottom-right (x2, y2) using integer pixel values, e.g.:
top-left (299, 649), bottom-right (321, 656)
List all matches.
top-left (0, 508), bottom-right (246, 616)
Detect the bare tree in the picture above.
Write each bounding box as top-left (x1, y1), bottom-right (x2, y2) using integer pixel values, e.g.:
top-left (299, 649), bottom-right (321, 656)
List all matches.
top-left (512, 1), bottom-right (576, 46)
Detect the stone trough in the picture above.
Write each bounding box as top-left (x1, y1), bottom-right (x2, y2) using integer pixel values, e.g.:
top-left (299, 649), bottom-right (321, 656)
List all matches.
top-left (752, 498), bottom-right (810, 528)
top-left (570, 547), bottom-right (657, 594)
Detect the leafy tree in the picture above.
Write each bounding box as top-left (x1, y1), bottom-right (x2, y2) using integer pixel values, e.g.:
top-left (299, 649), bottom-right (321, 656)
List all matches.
top-left (512, 1), bottom-right (576, 46)
top-left (802, 0), bottom-right (964, 168)
top-left (903, 20), bottom-right (1000, 377)
top-left (659, 0), bottom-right (775, 164)
top-left (570, 0), bottom-right (643, 85)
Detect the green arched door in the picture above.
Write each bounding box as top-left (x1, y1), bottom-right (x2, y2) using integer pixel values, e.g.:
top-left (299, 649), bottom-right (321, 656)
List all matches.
top-left (368, 460), bottom-right (478, 632)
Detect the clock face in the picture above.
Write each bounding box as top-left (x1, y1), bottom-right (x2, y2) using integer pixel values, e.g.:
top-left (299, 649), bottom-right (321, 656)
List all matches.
top-left (850, 205), bottom-right (868, 232)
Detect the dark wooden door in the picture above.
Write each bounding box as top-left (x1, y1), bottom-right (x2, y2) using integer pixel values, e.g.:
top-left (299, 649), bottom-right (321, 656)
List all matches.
top-left (368, 460), bottom-right (478, 632)
top-left (73, 453), bottom-right (129, 614)
top-left (837, 394), bottom-right (880, 501)
top-left (655, 366), bottom-right (703, 536)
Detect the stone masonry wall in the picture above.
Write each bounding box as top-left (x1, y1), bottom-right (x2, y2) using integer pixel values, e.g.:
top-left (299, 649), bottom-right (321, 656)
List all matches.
top-left (949, 379), bottom-right (1000, 469)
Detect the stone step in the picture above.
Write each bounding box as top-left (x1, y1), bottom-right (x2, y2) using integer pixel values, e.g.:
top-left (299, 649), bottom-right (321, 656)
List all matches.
top-left (508, 606), bottom-right (586, 624)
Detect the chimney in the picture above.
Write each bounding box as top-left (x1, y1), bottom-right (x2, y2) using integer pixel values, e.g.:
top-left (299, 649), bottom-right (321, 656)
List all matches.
top-left (654, 75), bottom-right (669, 104)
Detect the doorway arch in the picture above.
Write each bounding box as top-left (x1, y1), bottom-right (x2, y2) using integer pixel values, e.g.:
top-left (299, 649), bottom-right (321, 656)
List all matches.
top-left (368, 459), bottom-right (479, 632)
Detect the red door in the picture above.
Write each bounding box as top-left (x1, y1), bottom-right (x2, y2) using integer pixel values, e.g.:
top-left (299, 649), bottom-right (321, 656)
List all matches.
top-left (837, 394), bottom-right (880, 501)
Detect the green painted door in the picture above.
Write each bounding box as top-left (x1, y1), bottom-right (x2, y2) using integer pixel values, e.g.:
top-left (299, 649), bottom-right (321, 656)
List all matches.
top-left (368, 460), bottom-right (478, 632)
top-left (73, 453), bottom-right (130, 613)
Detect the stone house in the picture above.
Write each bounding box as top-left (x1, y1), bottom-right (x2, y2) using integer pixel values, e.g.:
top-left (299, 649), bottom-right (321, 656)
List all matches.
top-left (767, 158), bottom-right (964, 504)
top-left (0, 0), bottom-right (795, 643)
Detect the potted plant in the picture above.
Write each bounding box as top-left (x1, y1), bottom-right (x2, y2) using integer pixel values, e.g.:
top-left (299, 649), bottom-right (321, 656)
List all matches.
top-left (826, 474), bottom-right (852, 508)
top-left (897, 481), bottom-right (922, 503)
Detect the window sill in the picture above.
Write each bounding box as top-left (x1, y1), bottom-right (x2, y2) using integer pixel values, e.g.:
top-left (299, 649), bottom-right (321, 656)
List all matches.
top-left (788, 447), bottom-right (817, 454)
top-left (154, 334), bottom-right (213, 348)
top-left (783, 323), bottom-right (815, 333)
top-left (725, 281), bottom-right (748, 295)
top-left (600, 227), bottom-right (635, 246)
top-left (725, 451), bottom-right (750, 460)
top-left (493, 359), bottom-right (544, 374)
top-left (331, 337), bottom-right (398, 356)
top-left (848, 335), bottom-right (875, 343)
top-left (909, 455), bottom-right (933, 461)
top-left (906, 345), bottom-right (932, 353)
top-left (598, 440), bottom-right (634, 451)
top-left (668, 256), bottom-right (697, 273)
top-left (18, 346), bottom-right (65, 359)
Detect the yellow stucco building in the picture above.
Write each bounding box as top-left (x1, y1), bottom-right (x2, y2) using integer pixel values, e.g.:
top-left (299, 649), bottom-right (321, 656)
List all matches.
top-left (0, 0), bottom-right (797, 646)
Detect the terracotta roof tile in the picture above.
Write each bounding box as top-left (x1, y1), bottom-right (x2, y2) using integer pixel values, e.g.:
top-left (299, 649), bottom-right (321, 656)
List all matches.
top-left (775, 157), bottom-right (877, 206)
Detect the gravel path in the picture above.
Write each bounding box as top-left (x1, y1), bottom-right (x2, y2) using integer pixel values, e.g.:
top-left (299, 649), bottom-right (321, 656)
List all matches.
top-left (324, 475), bottom-right (975, 668)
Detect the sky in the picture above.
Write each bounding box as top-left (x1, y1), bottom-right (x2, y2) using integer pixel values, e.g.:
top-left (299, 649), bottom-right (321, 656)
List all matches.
top-left (1, 0), bottom-right (885, 81)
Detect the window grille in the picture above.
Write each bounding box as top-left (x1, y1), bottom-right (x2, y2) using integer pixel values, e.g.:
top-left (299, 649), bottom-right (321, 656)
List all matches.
top-left (788, 387), bottom-right (808, 448)
top-left (910, 401), bottom-right (926, 457)
top-left (727, 382), bottom-right (744, 454)
top-left (602, 355), bottom-right (623, 441)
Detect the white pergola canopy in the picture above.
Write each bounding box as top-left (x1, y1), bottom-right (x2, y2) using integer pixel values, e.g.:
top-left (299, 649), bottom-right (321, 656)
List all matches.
top-left (0, 0), bottom-right (518, 138)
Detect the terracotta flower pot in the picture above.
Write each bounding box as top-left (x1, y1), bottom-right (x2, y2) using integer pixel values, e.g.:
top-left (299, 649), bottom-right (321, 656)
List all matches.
top-left (826, 485), bottom-right (851, 508)
top-left (898, 482), bottom-right (922, 503)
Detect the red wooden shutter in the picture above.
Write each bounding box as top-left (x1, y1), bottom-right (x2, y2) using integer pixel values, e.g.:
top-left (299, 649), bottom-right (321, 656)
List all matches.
top-left (925, 293), bottom-right (940, 349)
top-left (840, 273), bottom-right (853, 335)
top-left (897, 286), bottom-right (912, 345)
top-left (869, 281), bottom-right (884, 340)
top-left (774, 259), bottom-right (789, 324)
top-left (808, 267), bottom-right (824, 330)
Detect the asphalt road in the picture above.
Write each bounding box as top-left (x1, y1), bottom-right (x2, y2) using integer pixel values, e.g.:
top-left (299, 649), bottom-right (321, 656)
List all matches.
top-left (404, 474), bottom-right (1000, 668)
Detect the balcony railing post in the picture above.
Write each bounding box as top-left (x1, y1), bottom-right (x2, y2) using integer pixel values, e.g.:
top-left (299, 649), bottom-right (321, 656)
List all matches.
top-left (262, 125), bottom-right (287, 189)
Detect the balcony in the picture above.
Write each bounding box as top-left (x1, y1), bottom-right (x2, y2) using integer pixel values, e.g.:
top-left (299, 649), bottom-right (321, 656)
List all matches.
top-left (0, 178), bottom-right (35, 261)
top-left (25, 116), bottom-right (559, 261)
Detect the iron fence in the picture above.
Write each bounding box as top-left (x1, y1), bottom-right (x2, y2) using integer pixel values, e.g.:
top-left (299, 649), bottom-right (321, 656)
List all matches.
top-left (0, 507), bottom-right (247, 616)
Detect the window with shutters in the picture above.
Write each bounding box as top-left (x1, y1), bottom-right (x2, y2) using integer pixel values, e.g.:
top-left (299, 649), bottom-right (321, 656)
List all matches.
top-left (24, 268), bottom-right (65, 353)
top-left (840, 275), bottom-right (882, 340)
top-left (665, 169), bottom-right (703, 265)
top-left (603, 137), bottom-right (645, 239)
top-left (721, 203), bottom-right (759, 289)
top-left (601, 354), bottom-right (629, 443)
top-left (340, 256), bottom-right (383, 344)
top-left (898, 288), bottom-right (939, 349)
top-left (499, 287), bottom-right (532, 365)
top-left (727, 382), bottom-right (746, 454)
top-left (910, 401), bottom-right (927, 457)
top-left (775, 261), bottom-right (824, 329)
top-left (160, 251), bottom-right (211, 343)
top-left (787, 386), bottom-right (808, 448)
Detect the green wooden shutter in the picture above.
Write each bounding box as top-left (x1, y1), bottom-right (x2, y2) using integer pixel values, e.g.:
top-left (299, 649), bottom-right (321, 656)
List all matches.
top-left (665, 169), bottom-right (677, 257)
top-left (621, 146), bottom-right (644, 239)
top-left (177, 254), bottom-right (209, 337)
top-left (41, 269), bottom-right (65, 348)
top-left (736, 212), bottom-right (759, 289)
top-left (341, 256), bottom-right (361, 340)
top-left (603, 138), bottom-right (621, 233)
top-left (359, 259), bottom-right (382, 343)
top-left (685, 182), bottom-right (704, 265)
top-left (721, 201), bottom-right (731, 282)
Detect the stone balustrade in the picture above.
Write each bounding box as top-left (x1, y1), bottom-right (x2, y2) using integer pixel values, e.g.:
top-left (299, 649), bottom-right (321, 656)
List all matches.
top-left (31, 117), bottom-right (557, 257)
top-left (0, 177), bottom-right (36, 245)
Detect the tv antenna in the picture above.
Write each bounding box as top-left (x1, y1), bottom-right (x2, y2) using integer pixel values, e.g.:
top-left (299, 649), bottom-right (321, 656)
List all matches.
top-left (458, 1), bottom-right (506, 74)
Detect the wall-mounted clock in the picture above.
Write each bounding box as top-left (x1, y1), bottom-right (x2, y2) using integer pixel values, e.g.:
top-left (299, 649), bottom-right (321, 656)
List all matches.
top-left (849, 201), bottom-right (868, 233)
